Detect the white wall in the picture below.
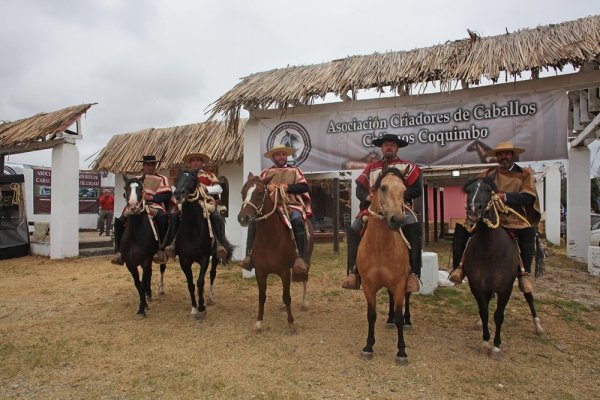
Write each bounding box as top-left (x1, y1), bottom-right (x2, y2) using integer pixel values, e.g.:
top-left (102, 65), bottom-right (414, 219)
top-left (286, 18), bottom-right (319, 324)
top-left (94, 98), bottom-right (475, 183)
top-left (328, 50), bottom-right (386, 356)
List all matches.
top-left (219, 162), bottom-right (244, 261)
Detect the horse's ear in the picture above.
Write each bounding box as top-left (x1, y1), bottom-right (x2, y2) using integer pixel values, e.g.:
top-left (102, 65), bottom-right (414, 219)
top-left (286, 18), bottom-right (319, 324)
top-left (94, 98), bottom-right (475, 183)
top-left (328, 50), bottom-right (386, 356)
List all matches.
top-left (263, 174), bottom-right (274, 185)
top-left (247, 172), bottom-right (254, 180)
top-left (122, 174), bottom-right (129, 182)
top-left (177, 165), bottom-right (183, 175)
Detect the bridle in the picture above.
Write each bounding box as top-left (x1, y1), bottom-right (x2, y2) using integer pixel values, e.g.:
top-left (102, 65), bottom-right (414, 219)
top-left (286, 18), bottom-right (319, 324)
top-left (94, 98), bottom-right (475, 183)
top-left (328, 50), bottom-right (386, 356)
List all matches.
top-left (124, 179), bottom-right (147, 216)
top-left (241, 179), bottom-right (284, 221)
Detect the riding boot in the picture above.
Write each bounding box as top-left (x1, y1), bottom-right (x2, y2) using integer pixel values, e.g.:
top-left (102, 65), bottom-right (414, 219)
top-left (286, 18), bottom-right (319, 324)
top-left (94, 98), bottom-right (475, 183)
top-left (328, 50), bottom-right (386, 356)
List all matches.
top-left (209, 211), bottom-right (228, 260)
top-left (402, 222), bottom-right (423, 292)
top-left (448, 223), bottom-right (470, 284)
top-left (164, 212), bottom-right (180, 259)
top-left (110, 216), bottom-right (125, 265)
top-left (517, 227), bottom-right (536, 293)
top-left (152, 214), bottom-right (168, 264)
top-left (240, 220), bottom-right (256, 271)
top-left (291, 218), bottom-right (307, 274)
top-left (342, 226), bottom-right (362, 290)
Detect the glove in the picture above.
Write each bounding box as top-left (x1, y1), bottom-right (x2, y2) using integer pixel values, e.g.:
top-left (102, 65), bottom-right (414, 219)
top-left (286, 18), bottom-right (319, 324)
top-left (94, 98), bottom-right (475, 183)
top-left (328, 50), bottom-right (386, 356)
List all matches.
top-left (496, 192), bottom-right (507, 202)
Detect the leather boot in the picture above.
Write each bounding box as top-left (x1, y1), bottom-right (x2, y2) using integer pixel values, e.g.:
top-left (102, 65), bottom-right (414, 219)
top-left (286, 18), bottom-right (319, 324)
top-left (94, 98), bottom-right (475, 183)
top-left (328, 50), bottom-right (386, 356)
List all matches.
top-left (110, 216), bottom-right (125, 265)
top-left (517, 227), bottom-right (536, 293)
top-left (448, 223), bottom-right (470, 284)
top-left (342, 225), bottom-right (362, 290)
top-left (291, 218), bottom-right (307, 274)
top-left (210, 211), bottom-right (228, 260)
top-left (240, 220), bottom-right (256, 271)
top-left (163, 212), bottom-right (180, 259)
top-left (152, 214), bottom-right (168, 264)
top-left (402, 223), bottom-right (422, 292)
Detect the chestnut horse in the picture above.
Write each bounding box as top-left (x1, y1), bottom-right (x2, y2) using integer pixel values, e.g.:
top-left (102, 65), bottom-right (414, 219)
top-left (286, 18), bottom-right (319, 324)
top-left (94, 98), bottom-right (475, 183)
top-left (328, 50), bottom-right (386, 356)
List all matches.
top-left (462, 176), bottom-right (544, 360)
top-left (237, 172), bottom-right (314, 333)
top-left (356, 168), bottom-right (412, 365)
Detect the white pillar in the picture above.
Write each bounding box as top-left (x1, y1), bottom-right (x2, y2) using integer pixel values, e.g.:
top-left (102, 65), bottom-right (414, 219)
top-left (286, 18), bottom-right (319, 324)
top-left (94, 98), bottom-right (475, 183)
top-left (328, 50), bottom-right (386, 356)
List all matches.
top-left (545, 164), bottom-right (562, 245)
top-left (114, 174), bottom-right (126, 218)
top-left (50, 142), bottom-right (79, 259)
top-left (567, 146), bottom-right (590, 262)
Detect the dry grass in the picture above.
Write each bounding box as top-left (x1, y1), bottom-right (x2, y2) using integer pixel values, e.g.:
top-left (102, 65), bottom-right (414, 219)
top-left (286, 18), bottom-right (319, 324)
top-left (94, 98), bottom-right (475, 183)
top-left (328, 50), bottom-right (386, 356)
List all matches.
top-left (0, 241), bottom-right (599, 399)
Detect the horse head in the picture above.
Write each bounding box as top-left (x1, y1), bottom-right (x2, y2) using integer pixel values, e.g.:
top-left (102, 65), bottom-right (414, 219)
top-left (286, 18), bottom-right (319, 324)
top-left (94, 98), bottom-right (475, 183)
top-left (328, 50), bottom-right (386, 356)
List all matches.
top-left (464, 175), bottom-right (497, 224)
top-left (173, 169), bottom-right (199, 204)
top-left (123, 174), bottom-right (145, 215)
top-left (237, 173), bottom-right (274, 226)
top-left (373, 167), bottom-right (407, 230)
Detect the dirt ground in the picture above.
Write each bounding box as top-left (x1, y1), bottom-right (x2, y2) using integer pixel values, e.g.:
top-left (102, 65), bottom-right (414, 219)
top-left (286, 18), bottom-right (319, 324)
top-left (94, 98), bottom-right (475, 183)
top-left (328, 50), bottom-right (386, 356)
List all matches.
top-left (1, 241), bottom-right (599, 400)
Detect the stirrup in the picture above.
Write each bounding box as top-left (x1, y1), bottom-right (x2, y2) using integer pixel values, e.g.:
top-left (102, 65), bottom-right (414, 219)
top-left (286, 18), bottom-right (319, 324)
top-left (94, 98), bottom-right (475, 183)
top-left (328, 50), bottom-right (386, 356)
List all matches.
top-left (448, 267), bottom-right (464, 285)
top-left (406, 273), bottom-right (421, 293)
top-left (293, 257), bottom-right (307, 274)
top-left (110, 252), bottom-right (124, 266)
top-left (153, 250), bottom-right (167, 264)
top-left (240, 255), bottom-right (253, 271)
top-left (342, 273), bottom-right (361, 290)
top-left (518, 273), bottom-right (534, 294)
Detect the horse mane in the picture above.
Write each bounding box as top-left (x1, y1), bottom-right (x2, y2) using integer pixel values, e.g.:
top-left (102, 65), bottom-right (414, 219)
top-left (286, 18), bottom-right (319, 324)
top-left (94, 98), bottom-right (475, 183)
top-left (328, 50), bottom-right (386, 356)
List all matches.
top-left (373, 167), bottom-right (406, 190)
top-left (463, 175), bottom-right (497, 193)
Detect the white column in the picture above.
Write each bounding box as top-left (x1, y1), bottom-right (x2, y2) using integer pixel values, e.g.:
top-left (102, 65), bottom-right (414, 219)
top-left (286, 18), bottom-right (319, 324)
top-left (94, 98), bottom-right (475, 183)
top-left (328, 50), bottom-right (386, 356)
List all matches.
top-left (50, 142), bottom-right (79, 259)
top-left (114, 174), bottom-right (126, 218)
top-left (545, 164), bottom-right (562, 245)
top-left (567, 146), bottom-right (590, 262)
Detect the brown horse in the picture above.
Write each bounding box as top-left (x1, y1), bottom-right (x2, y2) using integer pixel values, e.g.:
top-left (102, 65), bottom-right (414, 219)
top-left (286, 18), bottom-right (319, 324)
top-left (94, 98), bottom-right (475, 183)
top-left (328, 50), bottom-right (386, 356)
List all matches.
top-left (237, 172), bottom-right (314, 333)
top-left (356, 168), bottom-right (411, 365)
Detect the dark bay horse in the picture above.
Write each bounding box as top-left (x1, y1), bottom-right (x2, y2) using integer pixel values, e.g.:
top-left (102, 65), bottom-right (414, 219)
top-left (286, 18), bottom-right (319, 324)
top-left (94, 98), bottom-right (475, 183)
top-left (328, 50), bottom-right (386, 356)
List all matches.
top-left (237, 172), bottom-right (314, 333)
top-left (356, 168), bottom-right (412, 365)
top-left (120, 175), bottom-right (166, 318)
top-left (462, 176), bottom-right (544, 360)
top-left (169, 169), bottom-right (231, 319)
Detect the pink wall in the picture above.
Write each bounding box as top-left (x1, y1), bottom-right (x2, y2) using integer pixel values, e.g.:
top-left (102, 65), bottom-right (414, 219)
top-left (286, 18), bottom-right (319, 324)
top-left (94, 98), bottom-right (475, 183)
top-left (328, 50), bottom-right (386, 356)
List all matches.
top-left (425, 185), bottom-right (466, 222)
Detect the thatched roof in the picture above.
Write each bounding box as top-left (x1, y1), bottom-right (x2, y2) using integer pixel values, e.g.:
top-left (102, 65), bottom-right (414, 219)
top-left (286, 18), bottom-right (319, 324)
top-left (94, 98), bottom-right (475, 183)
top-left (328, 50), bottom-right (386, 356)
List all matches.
top-left (91, 119), bottom-right (246, 173)
top-left (0, 104), bottom-right (95, 155)
top-left (209, 15), bottom-right (600, 132)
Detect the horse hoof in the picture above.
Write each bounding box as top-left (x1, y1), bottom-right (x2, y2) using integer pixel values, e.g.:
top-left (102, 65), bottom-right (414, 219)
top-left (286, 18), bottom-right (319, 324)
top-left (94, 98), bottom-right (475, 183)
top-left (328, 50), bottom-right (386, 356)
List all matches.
top-left (206, 297), bottom-right (215, 306)
top-left (490, 346), bottom-right (502, 361)
top-left (360, 351), bottom-right (374, 360)
top-left (385, 321), bottom-right (395, 329)
top-left (197, 310), bottom-right (207, 321)
top-left (253, 321), bottom-right (262, 334)
top-left (533, 317), bottom-right (545, 336)
top-left (403, 323), bottom-right (413, 331)
top-left (287, 324), bottom-right (297, 335)
top-left (135, 313), bottom-right (146, 320)
top-left (480, 341), bottom-right (491, 355)
top-left (396, 357), bottom-right (408, 366)
top-left (300, 303), bottom-right (309, 312)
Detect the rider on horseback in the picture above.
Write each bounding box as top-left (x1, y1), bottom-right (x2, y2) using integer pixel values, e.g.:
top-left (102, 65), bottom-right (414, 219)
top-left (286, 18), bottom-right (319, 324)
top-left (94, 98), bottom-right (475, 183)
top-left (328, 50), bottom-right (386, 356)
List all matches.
top-left (448, 141), bottom-right (542, 292)
top-left (164, 152), bottom-right (228, 260)
top-left (342, 133), bottom-right (423, 290)
top-left (111, 155), bottom-right (172, 265)
top-left (240, 144), bottom-right (312, 275)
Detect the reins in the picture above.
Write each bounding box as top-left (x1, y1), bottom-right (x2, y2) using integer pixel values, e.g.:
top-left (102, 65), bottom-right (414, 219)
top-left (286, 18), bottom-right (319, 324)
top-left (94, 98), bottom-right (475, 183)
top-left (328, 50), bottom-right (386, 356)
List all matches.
top-left (183, 184), bottom-right (216, 239)
top-left (124, 197), bottom-right (160, 242)
top-left (367, 178), bottom-right (411, 249)
top-left (466, 191), bottom-right (531, 233)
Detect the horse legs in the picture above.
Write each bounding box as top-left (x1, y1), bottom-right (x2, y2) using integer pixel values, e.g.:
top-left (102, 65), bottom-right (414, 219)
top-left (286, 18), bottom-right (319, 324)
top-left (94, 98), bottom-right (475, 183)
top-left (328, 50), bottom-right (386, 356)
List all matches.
top-left (158, 263), bottom-right (166, 295)
top-left (126, 264), bottom-right (147, 317)
top-left (491, 291), bottom-right (512, 360)
top-left (386, 290), bottom-right (395, 328)
top-left (473, 290), bottom-right (492, 353)
top-left (393, 289), bottom-right (408, 365)
top-left (403, 292), bottom-right (412, 328)
top-left (300, 280), bottom-right (309, 311)
top-left (145, 264), bottom-right (153, 302)
top-left (195, 255), bottom-right (210, 317)
top-left (361, 287), bottom-right (377, 358)
top-left (254, 270), bottom-right (268, 333)
top-left (523, 292), bottom-right (544, 336)
top-left (179, 262), bottom-right (198, 318)
top-left (207, 255), bottom-right (219, 306)
top-left (280, 271), bottom-right (295, 333)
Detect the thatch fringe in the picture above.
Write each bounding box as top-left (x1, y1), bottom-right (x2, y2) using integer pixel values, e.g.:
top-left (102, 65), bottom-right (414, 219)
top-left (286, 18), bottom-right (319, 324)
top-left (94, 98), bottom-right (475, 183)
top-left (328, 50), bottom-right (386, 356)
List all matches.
top-left (0, 104), bottom-right (95, 149)
top-left (209, 15), bottom-right (600, 130)
top-left (91, 119), bottom-right (246, 173)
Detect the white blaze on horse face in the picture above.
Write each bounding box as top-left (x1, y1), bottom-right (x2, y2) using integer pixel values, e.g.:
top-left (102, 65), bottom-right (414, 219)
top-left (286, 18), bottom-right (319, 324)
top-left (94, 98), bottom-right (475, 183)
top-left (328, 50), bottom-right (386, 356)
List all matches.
top-left (244, 184), bottom-right (256, 205)
top-left (128, 182), bottom-right (140, 208)
top-left (469, 181), bottom-right (482, 214)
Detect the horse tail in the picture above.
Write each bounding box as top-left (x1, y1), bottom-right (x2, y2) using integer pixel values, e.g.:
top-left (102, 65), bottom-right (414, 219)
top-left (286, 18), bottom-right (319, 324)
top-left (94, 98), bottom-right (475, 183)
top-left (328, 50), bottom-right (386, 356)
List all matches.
top-left (534, 232), bottom-right (545, 277)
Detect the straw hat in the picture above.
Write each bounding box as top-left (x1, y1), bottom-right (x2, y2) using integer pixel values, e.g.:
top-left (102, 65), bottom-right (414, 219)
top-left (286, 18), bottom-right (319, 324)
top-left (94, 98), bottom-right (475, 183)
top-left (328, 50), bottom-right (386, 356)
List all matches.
top-left (484, 141), bottom-right (525, 157)
top-left (263, 144), bottom-right (296, 158)
top-left (182, 152), bottom-right (210, 165)
top-left (371, 133), bottom-right (408, 148)
top-left (135, 155), bottom-right (161, 163)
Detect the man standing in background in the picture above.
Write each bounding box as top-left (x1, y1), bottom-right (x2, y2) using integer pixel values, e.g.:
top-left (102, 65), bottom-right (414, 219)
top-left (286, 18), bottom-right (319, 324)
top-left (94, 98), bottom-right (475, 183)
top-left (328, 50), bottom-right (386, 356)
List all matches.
top-left (97, 189), bottom-right (114, 236)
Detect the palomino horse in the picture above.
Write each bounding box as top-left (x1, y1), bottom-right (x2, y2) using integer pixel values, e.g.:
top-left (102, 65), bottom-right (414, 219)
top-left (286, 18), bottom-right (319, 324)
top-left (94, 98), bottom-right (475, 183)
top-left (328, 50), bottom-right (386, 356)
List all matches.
top-left (120, 175), bottom-right (166, 317)
top-left (356, 168), bottom-right (412, 364)
top-left (169, 170), bottom-right (232, 319)
top-left (237, 172), bottom-right (314, 333)
top-left (462, 176), bottom-right (544, 360)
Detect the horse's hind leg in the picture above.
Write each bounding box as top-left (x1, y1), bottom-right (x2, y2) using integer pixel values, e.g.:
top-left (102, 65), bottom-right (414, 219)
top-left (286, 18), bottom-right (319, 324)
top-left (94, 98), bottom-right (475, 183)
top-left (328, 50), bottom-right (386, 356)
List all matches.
top-left (196, 256), bottom-right (210, 318)
top-left (523, 292), bottom-right (544, 336)
top-left (403, 292), bottom-right (412, 329)
top-left (180, 263), bottom-right (198, 318)
top-left (361, 288), bottom-right (377, 359)
top-left (491, 291), bottom-right (511, 360)
top-left (145, 264), bottom-right (153, 302)
top-left (158, 263), bottom-right (166, 295)
top-left (254, 271), bottom-right (268, 333)
top-left (127, 264), bottom-right (146, 318)
top-left (281, 271), bottom-right (295, 334)
top-left (394, 291), bottom-right (408, 365)
top-left (385, 290), bottom-right (395, 328)
top-left (207, 256), bottom-right (218, 306)
top-left (300, 280), bottom-right (309, 311)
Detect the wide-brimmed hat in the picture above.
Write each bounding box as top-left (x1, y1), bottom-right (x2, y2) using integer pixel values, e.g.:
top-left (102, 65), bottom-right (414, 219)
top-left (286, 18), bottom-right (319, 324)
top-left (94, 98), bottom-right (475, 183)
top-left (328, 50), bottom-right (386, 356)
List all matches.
top-left (263, 144), bottom-right (296, 158)
top-left (485, 141), bottom-right (525, 157)
top-left (136, 155), bottom-right (161, 163)
top-left (182, 152), bottom-right (210, 165)
top-left (371, 134), bottom-right (409, 148)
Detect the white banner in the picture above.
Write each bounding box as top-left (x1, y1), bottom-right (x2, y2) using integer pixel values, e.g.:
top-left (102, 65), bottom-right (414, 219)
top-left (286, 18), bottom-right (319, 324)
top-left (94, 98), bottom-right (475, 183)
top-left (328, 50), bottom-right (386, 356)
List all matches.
top-left (260, 89), bottom-right (568, 171)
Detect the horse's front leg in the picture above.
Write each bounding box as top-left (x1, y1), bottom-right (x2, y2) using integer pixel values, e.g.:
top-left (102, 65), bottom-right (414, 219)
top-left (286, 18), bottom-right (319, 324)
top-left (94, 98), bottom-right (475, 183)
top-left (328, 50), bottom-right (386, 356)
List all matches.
top-left (179, 260), bottom-right (197, 318)
top-left (523, 292), bottom-right (544, 336)
top-left (361, 284), bottom-right (377, 359)
top-left (281, 270), bottom-right (295, 333)
top-left (254, 269), bottom-right (268, 333)
top-left (158, 263), bottom-right (166, 295)
top-left (491, 291), bottom-right (511, 360)
top-left (196, 255), bottom-right (210, 318)
top-left (393, 288), bottom-right (408, 365)
top-left (403, 292), bottom-right (412, 328)
top-left (145, 264), bottom-right (153, 302)
top-left (472, 290), bottom-right (492, 354)
top-left (127, 264), bottom-right (146, 318)
top-left (207, 255), bottom-right (219, 306)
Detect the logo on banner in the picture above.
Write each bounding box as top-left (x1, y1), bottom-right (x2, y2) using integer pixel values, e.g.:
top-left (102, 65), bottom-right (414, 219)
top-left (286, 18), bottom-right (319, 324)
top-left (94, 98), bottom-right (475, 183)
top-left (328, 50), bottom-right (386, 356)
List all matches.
top-left (267, 121), bottom-right (311, 166)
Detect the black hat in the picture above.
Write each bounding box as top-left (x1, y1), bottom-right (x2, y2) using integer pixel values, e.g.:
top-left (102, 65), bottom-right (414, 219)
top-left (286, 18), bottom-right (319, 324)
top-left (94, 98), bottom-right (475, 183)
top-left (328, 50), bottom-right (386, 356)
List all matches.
top-left (136, 155), bottom-right (161, 163)
top-left (372, 134), bottom-right (408, 148)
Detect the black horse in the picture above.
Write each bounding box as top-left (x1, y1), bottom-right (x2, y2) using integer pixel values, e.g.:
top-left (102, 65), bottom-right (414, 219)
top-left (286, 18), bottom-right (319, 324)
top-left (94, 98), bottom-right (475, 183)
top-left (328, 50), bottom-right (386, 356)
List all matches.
top-left (462, 176), bottom-right (544, 359)
top-left (168, 169), bottom-right (233, 319)
top-left (120, 175), bottom-right (166, 318)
